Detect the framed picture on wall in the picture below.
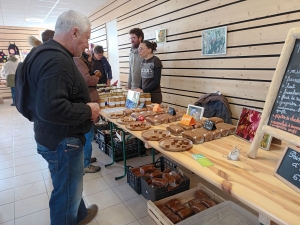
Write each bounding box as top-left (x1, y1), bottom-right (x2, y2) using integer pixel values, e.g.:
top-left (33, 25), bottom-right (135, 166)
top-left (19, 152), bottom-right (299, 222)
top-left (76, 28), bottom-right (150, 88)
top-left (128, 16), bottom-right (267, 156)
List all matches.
top-left (202, 26), bottom-right (227, 56)
top-left (235, 107), bottom-right (272, 150)
top-left (156, 29), bottom-right (167, 43)
top-left (186, 104), bottom-right (204, 121)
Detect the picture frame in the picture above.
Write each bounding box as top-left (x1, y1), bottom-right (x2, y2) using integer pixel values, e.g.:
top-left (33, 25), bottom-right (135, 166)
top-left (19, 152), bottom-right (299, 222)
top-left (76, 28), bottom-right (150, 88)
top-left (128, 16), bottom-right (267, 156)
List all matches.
top-left (125, 90), bottom-right (140, 109)
top-left (155, 29), bottom-right (167, 43)
top-left (186, 104), bottom-right (204, 121)
top-left (235, 107), bottom-right (273, 150)
top-left (202, 26), bottom-right (227, 56)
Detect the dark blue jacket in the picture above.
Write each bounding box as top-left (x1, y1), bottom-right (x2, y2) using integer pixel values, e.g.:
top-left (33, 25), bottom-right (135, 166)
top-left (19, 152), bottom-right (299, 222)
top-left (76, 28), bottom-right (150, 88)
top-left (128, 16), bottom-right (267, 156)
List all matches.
top-left (92, 55), bottom-right (112, 80)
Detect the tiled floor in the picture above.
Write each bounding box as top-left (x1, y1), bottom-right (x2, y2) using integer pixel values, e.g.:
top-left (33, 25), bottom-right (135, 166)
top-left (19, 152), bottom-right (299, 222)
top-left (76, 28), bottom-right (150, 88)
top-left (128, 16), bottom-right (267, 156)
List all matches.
top-left (0, 99), bottom-right (166, 225)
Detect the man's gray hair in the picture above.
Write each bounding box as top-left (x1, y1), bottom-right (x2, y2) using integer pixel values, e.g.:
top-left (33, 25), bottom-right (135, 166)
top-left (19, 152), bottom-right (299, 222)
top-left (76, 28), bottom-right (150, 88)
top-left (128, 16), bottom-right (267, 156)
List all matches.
top-left (55, 10), bottom-right (91, 34)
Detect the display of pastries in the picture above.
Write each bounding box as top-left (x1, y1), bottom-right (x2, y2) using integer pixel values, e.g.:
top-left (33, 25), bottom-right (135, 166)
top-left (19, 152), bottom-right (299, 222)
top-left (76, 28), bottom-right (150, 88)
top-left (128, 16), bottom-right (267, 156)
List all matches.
top-left (116, 116), bottom-right (136, 124)
top-left (125, 121), bottom-right (151, 131)
top-left (159, 137), bottom-right (193, 152)
top-left (141, 129), bottom-right (171, 141)
top-left (107, 112), bottom-right (124, 119)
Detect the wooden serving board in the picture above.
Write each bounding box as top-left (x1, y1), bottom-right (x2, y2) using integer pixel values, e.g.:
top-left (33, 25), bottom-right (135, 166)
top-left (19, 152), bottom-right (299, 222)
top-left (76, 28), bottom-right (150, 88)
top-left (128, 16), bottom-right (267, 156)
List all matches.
top-left (107, 112), bottom-right (125, 119)
top-left (159, 137), bottom-right (193, 152)
top-left (141, 129), bottom-right (171, 141)
top-left (125, 121), bottom-right (151, 131)
top-left (116, 116), bottom-right (136, 125)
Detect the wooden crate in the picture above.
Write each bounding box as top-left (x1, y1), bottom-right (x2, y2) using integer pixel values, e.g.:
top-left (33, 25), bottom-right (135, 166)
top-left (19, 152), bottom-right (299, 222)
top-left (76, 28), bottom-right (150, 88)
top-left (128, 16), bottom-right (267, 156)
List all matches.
top-left (147, 183), bottom-right (225, 225)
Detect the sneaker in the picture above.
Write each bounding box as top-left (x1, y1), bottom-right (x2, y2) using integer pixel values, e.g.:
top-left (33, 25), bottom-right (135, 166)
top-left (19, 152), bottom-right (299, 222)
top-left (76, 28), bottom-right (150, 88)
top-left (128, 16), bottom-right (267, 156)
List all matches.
top-left (84, 165), bottom-right (101, 173)
top-left (77, 204), bottom-right (98, 225)
top-left (11, 103), bottom-right (15, 106)
top-left (90, 157), bottom-right (97, 163)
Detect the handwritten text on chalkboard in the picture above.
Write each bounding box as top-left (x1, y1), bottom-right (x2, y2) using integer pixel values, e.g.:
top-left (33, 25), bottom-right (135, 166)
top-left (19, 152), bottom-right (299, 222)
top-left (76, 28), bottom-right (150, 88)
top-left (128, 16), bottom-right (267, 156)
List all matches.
top-left (268, 39), bottom-right (300, 136)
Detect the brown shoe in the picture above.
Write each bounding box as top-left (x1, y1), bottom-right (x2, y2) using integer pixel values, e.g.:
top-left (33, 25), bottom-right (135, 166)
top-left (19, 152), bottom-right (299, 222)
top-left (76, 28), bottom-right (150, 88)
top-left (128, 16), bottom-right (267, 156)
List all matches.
top-left (77, 204), bottom-right (98, 225)
top-left (84, 165), bottom-right (101, 173)
top-left (90, 157), bottom-right (97, 163)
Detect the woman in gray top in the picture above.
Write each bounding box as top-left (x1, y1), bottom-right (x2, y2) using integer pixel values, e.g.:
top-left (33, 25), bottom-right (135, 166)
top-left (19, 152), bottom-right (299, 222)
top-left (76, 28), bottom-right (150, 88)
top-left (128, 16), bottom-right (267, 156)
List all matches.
top-left (134, 40), bottom-right (163, 103)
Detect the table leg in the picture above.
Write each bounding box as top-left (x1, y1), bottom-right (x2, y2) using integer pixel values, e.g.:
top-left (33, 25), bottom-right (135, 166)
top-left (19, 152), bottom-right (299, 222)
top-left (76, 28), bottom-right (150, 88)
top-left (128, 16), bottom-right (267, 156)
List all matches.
top-left (115, 130), bottom-right (126, 180)
top-left (152, 148), bottom-right (155, 163)
top-left (105, 121), bottom-right (115, 167)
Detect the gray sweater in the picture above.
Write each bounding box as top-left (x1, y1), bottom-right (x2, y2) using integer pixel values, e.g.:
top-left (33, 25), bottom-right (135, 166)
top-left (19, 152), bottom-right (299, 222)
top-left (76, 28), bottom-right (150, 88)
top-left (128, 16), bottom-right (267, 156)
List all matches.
top-left (127, 48), bottom-right (143, 89)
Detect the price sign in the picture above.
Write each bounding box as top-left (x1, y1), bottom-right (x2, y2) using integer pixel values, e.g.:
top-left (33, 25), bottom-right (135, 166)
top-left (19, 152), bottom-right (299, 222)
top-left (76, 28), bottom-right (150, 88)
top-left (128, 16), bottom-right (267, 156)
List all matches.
top-left (168, 107), bottom-right (176, 116)
top-left (153, 104), bottom-right (162, 112)
top-left (139, 102), bottom-right (147, 108)
top-left (180, 114), bottom-right (196, 126)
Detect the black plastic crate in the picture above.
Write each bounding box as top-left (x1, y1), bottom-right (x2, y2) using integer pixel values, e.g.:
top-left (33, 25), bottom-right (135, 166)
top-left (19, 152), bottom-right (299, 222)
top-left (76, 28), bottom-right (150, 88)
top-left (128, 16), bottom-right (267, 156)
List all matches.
top-left (98, 140), bottom-right (107, 154)
top-left (97, 129), bottom-right (115, 144)
top-left (107, 137), bottom-right (146, 162)
top-left (141, 167), bottom-right (190, 201)
top-left (126, 157), bottom-right (178, 194)
top-left (95, 122), bottom-right (109, 130)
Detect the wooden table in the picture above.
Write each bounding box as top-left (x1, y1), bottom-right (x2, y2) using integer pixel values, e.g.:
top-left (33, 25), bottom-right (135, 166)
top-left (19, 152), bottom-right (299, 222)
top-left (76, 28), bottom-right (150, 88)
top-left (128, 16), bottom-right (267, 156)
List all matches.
top-left (100, 109), bottom-right (300, 225)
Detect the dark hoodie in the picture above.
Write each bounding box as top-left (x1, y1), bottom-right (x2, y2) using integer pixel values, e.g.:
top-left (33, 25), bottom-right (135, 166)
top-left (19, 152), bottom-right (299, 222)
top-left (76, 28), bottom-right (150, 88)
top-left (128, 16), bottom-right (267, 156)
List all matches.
top-left (22, 39), bottom-right (92, 149)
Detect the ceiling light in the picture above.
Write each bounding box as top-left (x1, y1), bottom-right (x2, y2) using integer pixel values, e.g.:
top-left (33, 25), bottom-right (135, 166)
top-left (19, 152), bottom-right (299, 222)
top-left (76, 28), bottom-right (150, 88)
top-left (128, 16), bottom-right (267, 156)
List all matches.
top-left (25, 18), bottom-right (44, 22)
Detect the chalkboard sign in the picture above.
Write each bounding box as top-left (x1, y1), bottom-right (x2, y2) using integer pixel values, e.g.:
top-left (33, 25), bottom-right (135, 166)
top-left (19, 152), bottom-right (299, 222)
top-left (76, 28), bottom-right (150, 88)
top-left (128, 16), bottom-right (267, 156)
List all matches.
top-left (268, 39), bottom-right (300, 137)
top-left (168, 107), bottom-right (176, 116)
top-left (203, 120), bottom-right (216, 131)
top-left (274, 146), bottom-right (300, 194)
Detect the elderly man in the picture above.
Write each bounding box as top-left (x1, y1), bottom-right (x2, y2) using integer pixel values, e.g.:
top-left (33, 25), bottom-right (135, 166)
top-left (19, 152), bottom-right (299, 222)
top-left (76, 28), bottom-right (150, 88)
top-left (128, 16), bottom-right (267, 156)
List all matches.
top-left (16, 10), bottom-right (99, 225)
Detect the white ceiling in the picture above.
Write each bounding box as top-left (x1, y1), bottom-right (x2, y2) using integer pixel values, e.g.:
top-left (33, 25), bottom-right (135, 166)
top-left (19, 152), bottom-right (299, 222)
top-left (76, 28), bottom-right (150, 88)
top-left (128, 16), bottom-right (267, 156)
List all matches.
top-left (0, 0), bottom-right (109, 29)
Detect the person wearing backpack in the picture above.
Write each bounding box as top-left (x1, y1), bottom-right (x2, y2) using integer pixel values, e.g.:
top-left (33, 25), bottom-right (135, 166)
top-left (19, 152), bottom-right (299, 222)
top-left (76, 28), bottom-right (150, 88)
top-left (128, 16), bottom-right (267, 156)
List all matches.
top-left (0, 54), bottom-right (18, 106)
top-left (15, 10), bottom-right (99, 225)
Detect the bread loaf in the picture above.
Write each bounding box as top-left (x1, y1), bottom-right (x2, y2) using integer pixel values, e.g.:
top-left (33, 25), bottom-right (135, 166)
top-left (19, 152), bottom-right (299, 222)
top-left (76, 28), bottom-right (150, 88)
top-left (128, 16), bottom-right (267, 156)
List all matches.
top-left (154, 114), bottom-right (169, 124)
top-left (194, 190), bottom-right (210, 199)
top-left (188, 198), bottom-right (202, 207)
top-left (166, 125), bottom-right (185, 136)
top-left (140, 165), bottom-right (156, 174)
top-left (177, 123), bottom-right (194, 130)
top-left (181, 130), bottom-right (205, 144)
top-left (152, 178), bottom-right (169, 187)
top-left (167, 214), bottom-right (181, 223)
top-left (162, 173), bottom-right (176, 187)
top-left (157, 205), bottom-right (174, 217)
top-left (177, 208), bottom-right (195, 219)
top-left (208, 117), bottom-right (224, 124)
top-left (192, 128), bottom-right (213, 142)
top-left (216, 123), bottom-right (236, 135)
top-left (170, 203), bottom-right (186, 213)
top-left (169, 171), bottom-right (182, 183)
top-left (123, 109), bottom-right (133, 116)
top-left (146, 116), bottom-right (161, 126)
top-left (191, 204), bottom-right (207, 213)
top-left (149, 170), bottom-right (163, 178)
top-left (201, 199), bottom-right (217, 208)
top-left (166, 199), bottom-right (181, 208)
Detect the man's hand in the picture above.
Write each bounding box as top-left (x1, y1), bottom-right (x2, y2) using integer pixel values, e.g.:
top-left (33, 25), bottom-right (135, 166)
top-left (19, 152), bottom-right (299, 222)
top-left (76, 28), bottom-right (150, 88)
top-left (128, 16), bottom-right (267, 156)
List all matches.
top-left (87, 102), bottom-right (100, 122)
top-left (133, 88), bottom-right (143, 92)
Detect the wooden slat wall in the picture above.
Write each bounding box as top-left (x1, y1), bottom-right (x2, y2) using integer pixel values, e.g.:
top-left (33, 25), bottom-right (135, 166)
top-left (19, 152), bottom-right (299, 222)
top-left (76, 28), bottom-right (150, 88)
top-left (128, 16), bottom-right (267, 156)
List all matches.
top-left (91, 0), bottom-right (300, 124)
top-left (0, 26), bottom-right (43, 68)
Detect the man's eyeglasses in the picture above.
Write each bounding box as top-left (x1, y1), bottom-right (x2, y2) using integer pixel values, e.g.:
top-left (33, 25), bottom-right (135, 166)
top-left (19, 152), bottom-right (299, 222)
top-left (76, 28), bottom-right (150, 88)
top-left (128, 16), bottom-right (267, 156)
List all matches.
top-left (129, 37), bottom-right (137, 41)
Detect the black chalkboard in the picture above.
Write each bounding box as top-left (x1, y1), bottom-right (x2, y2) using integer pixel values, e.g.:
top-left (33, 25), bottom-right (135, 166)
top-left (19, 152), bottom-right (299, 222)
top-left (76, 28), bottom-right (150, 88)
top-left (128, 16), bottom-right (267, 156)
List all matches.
top-left (268, 39), bottom-right (300, 137)
top-left (203, 120), bottom-right (216, 131)
top-left (275, 147), bottom-right (300, 192)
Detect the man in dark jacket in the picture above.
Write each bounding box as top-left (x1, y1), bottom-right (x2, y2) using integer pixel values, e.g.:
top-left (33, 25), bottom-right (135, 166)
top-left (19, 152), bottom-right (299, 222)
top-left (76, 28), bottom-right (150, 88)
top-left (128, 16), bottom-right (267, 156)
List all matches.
top-left (19, 10), bottom-right (99, 225)
top-left (92, 45), bottom-right (112, 86)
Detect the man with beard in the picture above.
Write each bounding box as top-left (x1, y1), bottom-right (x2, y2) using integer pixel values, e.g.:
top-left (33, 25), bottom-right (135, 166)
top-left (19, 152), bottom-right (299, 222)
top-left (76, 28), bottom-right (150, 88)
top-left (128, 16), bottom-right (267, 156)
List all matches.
top-left (126, 28), bottom-right (144, 90)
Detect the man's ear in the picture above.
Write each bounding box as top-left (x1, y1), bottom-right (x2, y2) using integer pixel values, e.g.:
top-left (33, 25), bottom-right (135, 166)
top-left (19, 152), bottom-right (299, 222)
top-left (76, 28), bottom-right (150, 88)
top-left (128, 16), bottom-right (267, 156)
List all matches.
top-left (138, 36), bottom-right (143, 42)
top-left (71, 27), bottom-right (79, 39)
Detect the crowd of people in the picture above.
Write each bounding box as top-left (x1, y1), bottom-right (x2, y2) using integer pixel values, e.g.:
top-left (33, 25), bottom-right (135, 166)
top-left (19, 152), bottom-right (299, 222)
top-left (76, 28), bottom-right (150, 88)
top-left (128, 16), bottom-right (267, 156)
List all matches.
top-left (7, 8), bottom-right (164, 225)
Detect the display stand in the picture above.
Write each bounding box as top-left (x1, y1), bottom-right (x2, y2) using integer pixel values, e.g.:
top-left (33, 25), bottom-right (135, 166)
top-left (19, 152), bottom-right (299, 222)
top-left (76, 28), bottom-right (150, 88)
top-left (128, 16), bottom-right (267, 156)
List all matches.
top-left (248, 27), bottom-right (300, 158)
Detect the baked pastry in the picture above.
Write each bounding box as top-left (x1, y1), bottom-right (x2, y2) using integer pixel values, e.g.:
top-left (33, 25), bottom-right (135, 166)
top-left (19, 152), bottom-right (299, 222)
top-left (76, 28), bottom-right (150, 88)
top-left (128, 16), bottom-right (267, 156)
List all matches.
top-left (154, 114), bottom-right (169, 124)
top-left (162, 173), bottom-right (176, 186)
top-left (140, 165), bottom-right (156, 174)
top-left (182, 130), bottom-right (205, 144)
top-left (208, 117), bottom-right (224, 124)
top-left (193, 121), bottom-right (204, 129)
top-left (166, 125), bottom-right (185, 136)
top-left (157, 205), bottom-right (174, 217)
top-left (210, 129), bottom-right (221, 140)
top-left (169, 171), bottom-right (182, 183)
top-left (163, 168), bottom-right (172, 173)
top-left (177, 123), bottom-right (194, 130)
top-left (192, 128), bottom-right (213, 142)
top-left (177, 208), bottom-right (195, 219)
top-left (174, 111), bottom-right (185, 121)
top-left (188, 198), bottom-right (202, 207)
top-left (123, 109), bottom-right (133, 116)
top-left (152, 178), bottom-right (169, 187)
top-left (149, 170), bottom-right (163, 178)
top-left (146, 116), bottom-right (162, 126)
top-left (194, 190), bottom-right (210, 199)
top-left (191, 204), bottom-right (207, 213)
top-left (166, 199), bottom-right (181, 208)
top-left (170, 203), bottom-right (186, 213)
top-left (167, 214), bottom-right (181, 223)
top-left (130, 167), bottom-right (140, 173)
top-left (201, 199), bottom-right (217, 208)
top-left (216, 127), bottom-right (229, 137)
top-left (216, 123), bottom-right (236, 135)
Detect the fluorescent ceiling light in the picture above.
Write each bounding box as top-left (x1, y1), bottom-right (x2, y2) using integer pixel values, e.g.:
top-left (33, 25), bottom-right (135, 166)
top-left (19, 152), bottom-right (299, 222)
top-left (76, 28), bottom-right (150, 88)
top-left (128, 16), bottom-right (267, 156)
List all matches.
top-left (25, 18), bottom-right (44, 22)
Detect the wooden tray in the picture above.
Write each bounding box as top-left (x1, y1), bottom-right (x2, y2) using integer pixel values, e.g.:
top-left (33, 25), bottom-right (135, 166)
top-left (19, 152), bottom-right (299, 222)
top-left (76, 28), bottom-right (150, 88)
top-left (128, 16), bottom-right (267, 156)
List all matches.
top-left (141, 129), bottom-right (171, 141)
top-left (159, 137), bottom-right (193, 152)
top-left (116, 116), bottom-right (136, 125)
top-left (107, 112), bottom-right (124, 119)
top-left (125, 121), bottom-right (151, 131)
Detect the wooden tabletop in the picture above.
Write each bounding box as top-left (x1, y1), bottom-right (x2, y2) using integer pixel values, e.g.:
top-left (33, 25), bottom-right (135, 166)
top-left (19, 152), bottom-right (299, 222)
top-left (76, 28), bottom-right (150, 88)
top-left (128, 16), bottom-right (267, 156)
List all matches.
top-left (100, 109), bottom-right (300, 225)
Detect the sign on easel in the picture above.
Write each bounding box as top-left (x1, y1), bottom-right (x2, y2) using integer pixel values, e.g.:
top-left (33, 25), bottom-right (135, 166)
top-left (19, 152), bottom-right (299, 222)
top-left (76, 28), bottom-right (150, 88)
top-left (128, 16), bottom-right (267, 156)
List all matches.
top-left (248, 27), bottom-right (300, 158)
top-left (274, 145), bottom-right (300, 194)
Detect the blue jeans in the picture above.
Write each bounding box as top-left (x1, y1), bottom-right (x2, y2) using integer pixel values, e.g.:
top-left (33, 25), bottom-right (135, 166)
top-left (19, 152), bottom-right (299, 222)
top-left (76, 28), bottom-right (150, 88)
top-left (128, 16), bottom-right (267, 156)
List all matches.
top-left (84, 125), bottom-right (94, 168)
top-left (11, 87), bottom-right (15, 104)
top-left (37, 137), bottom-right (87, 225)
